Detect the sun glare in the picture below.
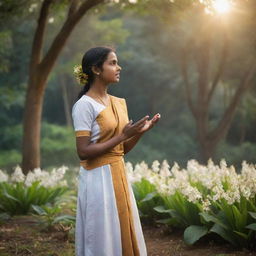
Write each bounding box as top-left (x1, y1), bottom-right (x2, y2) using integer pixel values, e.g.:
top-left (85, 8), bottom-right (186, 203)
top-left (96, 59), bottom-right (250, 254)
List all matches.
top-left (212, 0), bottom-right (232, 14)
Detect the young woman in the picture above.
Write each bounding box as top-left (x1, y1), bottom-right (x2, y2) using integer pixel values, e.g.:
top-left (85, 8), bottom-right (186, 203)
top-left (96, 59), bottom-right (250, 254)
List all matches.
top-left (72, 46), bottom-right (160, 256)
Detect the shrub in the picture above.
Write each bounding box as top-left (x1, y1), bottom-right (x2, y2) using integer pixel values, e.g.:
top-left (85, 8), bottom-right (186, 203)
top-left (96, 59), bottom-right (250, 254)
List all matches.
top-left (0, 166), bottom-right (68, 216)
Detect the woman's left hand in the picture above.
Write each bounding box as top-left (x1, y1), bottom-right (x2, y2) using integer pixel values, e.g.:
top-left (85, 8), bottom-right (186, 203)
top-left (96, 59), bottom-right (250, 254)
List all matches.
top-left (138, 113), bottom-right (161, 133)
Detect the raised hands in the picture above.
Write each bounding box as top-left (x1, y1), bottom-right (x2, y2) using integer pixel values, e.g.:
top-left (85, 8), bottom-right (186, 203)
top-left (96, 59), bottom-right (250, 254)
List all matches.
top-left (121, 113), bottom-right (161, 140)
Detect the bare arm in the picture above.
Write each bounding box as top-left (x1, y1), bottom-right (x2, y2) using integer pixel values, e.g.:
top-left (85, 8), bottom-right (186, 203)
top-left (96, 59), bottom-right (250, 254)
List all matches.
top-left (123, 133), bottom-right (144, 154)
top-left (76, 134), bottom-right (125, 160)
top-left (124, 113), bottom-right (161, 154)
top-left (76, 115), bottom-right (150, 160)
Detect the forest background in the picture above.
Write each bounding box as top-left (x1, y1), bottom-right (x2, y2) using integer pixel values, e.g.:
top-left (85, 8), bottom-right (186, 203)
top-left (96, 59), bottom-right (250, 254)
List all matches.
top-left (1, 0), bottom-right (256, 172)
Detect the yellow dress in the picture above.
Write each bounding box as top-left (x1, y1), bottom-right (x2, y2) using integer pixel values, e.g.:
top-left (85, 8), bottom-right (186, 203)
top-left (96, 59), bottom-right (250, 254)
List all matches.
top-left (72, 94), bottom-right (147, 256)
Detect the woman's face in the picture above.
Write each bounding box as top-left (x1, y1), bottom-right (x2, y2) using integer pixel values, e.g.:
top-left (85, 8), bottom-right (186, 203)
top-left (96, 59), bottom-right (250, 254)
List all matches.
top-left (100, 51), bottom-right (122, 84)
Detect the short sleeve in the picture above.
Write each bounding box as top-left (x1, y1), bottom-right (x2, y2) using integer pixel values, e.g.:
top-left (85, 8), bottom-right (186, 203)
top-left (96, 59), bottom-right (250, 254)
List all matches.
top-left (72, 99), bottom-right (94, 137)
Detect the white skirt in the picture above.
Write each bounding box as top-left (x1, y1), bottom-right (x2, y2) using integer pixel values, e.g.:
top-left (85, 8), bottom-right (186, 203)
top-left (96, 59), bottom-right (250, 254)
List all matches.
top-left (75, 164), bottom-right (147, 256)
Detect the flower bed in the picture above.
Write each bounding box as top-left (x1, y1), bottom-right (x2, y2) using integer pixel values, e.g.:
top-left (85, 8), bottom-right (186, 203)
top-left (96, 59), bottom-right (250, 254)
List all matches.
top-left (126, 159), bottom-right (256, 249)
top-left (0, 166), bottom-right (68, 216)
top-left (1, 159), bottom-right (256, 249)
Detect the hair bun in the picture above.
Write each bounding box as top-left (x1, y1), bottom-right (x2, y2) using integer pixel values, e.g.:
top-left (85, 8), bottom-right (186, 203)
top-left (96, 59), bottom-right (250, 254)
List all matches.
top-left (73, 64), bottom-right (88, 85)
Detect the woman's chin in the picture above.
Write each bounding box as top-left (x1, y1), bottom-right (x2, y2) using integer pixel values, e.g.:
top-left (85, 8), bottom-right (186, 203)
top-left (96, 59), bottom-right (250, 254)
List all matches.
top-left (113, 78), bottom-right (120, 83)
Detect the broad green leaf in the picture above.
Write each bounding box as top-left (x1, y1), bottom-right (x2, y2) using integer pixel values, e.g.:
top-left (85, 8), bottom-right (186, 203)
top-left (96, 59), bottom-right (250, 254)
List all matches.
top-left (233, 231), bottom-right (248, 239)
top-left (184, 225), bottom-right (208, 245)
top-left (200, 212), bottom-right (215, 222)
top-left (141, 192), bottom-right (157, 202)
top-left (218, 201), bottom-right (233, 225)
top-left (210, 224), bottom-right (237, 246)
top-left (232, 205), bottom-right (246, 231)
top-left (53, 215), bottom-right (76, 224)
top-left (3, 191), bottom-right (21, 203)
top-left (246, 223), bottom-right (256, 231)
top-left (31, 205), bottom-right (46, 215)
top-left (248, 212), bottom-right (256, 220)
top-left (153, 206), bottom-right (172, 213)
top-left (200, 212), bottom-right (228, 229)
top-left (156, 218), bottom-right (175, 224)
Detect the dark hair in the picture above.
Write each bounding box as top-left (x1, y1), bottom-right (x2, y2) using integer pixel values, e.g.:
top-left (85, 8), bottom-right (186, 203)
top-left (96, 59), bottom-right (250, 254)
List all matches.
top-left (77, 46), bottom-right (114, 99)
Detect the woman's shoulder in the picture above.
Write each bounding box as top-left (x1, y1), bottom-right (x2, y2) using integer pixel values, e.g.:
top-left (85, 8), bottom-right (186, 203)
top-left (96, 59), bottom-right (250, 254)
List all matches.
top-left (73, 95), bottom-right (93, 107)
top-left (72, 95), bottom-right (95, 114)
top-left (72, 95), bottom-right (107, 118)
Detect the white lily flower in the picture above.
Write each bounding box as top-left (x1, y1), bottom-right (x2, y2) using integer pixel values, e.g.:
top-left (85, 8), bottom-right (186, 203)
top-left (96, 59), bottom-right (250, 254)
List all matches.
top-left (0, 169), bottom-right (8, 182)
top-left (159, 160), bottom-right (171, 177)
top-left (10, 165), bottom-right (25, 183)
top-left (151, 160), bottom-right (160, 173)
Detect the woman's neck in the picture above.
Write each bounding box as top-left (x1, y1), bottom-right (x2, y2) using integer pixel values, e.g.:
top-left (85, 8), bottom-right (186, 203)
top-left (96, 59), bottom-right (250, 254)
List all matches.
top-left (87, 81), bottom-right (108, 98)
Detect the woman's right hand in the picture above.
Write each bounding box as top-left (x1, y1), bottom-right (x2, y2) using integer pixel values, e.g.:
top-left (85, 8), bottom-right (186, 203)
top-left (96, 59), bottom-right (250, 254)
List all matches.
top-left (121, 115), bottom-right (149, 140)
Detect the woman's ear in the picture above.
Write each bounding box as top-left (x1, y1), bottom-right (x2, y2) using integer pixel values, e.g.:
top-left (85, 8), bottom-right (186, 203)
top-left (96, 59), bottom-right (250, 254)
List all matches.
top-left (92, 66), bottom-right (100, 76)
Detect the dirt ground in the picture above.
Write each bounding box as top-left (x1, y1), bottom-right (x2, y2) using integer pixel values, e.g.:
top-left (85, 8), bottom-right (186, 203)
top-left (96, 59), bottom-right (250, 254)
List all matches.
top-left (143, 224), bottom-right (256, 256)
top-left (0, 216), bottom-right (256, 256)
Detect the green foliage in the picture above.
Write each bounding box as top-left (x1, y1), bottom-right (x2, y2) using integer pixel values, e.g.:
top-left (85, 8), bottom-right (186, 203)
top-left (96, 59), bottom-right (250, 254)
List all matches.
top-left (129, 159), bottom-right (256, 248)
top-left (0, 122), bottom-right (78, 169)
top-left (216, 142), bottom-right (256, 168)
top-left (0, 124), bottom-right (22, 150)
top-left (1, 1), bottom-right (256, 168)
top-left (183, 225), bottom-right (208, 245)
top-left (41, 122), bottom-right (77, 167)
top-left (0, 31), bottom-right (12, 72)
top-left (156, 192), bottom-right (202, 228)
top-left (0, 150), bottom-right (21, 170)
top-left (0, 181), bottom-right (68, 216)
top-left (125, 127), bottom-right (198, 167)
top-left (200, 197), bottom-right (256, 248)
top-left (31, 204), bottom-right (75, 230)
top-left (132, 178), bottom-right (162, 221)
top-left (93, 18), bottom-right (130, 45)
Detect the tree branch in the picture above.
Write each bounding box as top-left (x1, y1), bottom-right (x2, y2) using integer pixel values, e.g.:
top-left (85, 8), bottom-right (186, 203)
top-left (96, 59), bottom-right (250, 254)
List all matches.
top-left (68, 0), bottom-right (79, 18)
top-left (39, 0), bottom-right (104, 80)
top-left (197, 37), bottom-right (211, 106)
top-left (30, 0), bottom-right (54, 71)
top-left (209, 60), bottom-right (256, 143)
top-left (181, 44), bottom-right (197, 118)
top-left (207, 31), bottom-right (229, 104)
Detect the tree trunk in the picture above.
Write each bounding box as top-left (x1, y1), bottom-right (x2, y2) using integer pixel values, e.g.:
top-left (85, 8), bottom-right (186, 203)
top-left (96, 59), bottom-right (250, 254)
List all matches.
top-left (181, 21), bottom-right (256, 163)
top-left (21, 75), bottom-right (46, 173)
top-left (21, 0), bottom-right (104, 173)
top-left (199, 140), bottom-right (216, 163)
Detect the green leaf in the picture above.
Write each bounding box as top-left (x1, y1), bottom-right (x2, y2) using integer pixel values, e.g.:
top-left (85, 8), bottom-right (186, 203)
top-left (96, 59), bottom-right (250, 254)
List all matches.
top-left (248, 212), bottom-right (256, 220)
top-left (153, 206), bottom-right (172, 214)
top-left (200, 212), bottom-right (228, 229)
top-left (3, 190), bottom-right (20, 203)
top-left (210, 224), bottom-right (237, 246)
top-left (232, 205), bottom-right (246, 231)
top-left (53, 215), bottom-right (76, 224)
top-left (141, 192), bottom-right (157, 203)
top-left (184, 225), bottom-right (208, 245)
top-left (246, 223), bottom-right (256, 231)
top-left (156, 218), bottom-right (175, 225)
top-left (233, 231), bottom-right (248, 239)
top-left (31, 205), bottom-right (46, 216)
top-left (200, 212), bottom-right (215, 222)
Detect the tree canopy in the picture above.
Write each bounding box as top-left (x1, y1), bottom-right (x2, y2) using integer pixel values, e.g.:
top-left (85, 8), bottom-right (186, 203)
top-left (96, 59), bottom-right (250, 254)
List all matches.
top-left (1, 0), bottom-right (256, 171)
